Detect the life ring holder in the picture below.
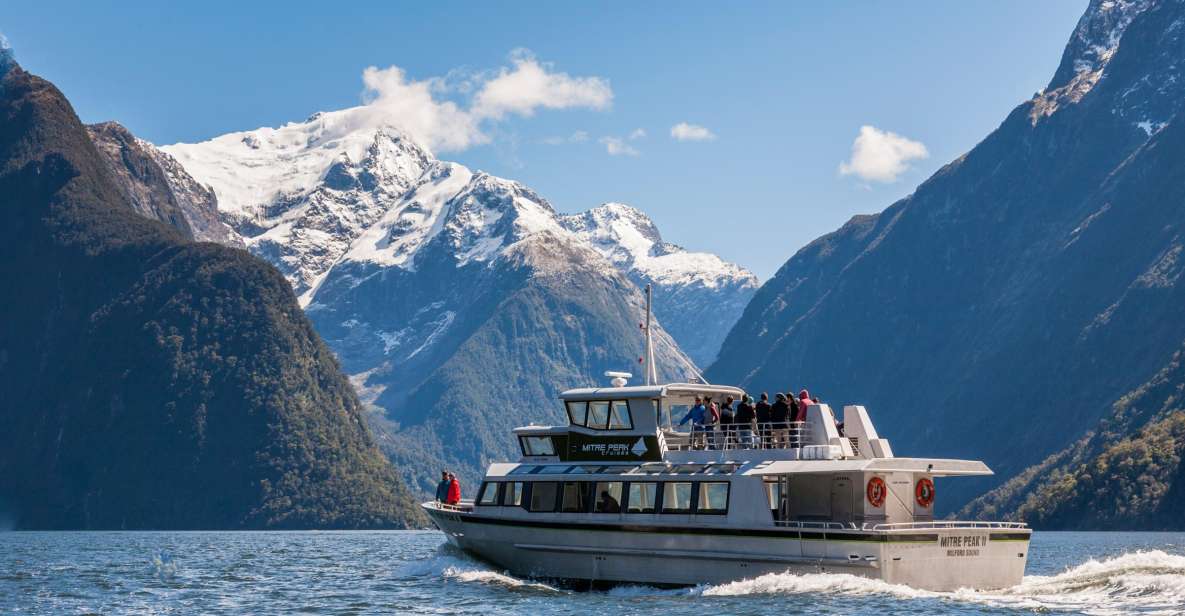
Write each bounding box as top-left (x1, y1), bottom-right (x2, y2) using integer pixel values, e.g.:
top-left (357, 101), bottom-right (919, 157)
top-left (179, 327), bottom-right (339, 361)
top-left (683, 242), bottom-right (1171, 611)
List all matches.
top-left (915, 477), bottom-right (935, 508)
top-left (866, 476), bottom-right (887, 508)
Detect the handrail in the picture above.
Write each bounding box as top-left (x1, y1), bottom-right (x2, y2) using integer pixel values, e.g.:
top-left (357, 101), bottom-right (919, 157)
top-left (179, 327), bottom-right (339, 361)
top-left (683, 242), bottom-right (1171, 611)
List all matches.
top-left (429, 501), bottom-right (474, 513)
top-left (772, 520), bottom-right (1028, 531)
top-left (665, 422), bottom-right (811, 451)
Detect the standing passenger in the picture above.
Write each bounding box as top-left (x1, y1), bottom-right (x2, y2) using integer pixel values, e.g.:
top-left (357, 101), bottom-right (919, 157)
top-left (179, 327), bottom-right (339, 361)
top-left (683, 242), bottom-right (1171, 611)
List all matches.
top-left (704, 397), bottom-right (721, 449)
top-left (447, 472), bottom-right (462, 505)
top-left (719, 396), bottom-right (736, 448)
top-left (679, 396), bottom-right (709, 449)
top-left (755, 393), bottom-right (772, 448)
top-left (435, 470), bottom-right (451, 503)
top-left (770, 393), bottom-right (791, 448)
top-left (735, 395), bottom-right (756, 448)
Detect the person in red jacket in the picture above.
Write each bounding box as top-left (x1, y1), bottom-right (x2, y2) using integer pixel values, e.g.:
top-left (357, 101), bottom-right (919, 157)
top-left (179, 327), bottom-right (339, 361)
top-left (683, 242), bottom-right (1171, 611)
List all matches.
top-left (446, 473), bottom-right (461, 505)
top-left (796, 389), bottom-right (812, 422)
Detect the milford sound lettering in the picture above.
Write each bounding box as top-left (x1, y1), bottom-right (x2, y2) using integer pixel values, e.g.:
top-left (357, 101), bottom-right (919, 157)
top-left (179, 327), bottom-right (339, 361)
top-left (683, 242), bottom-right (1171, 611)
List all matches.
top-left (940, 535), bottom-right (986, 557)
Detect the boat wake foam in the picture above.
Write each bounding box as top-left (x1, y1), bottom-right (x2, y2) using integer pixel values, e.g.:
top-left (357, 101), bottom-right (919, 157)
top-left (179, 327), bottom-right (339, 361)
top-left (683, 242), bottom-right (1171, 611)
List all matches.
top-left (697, 550), bottom-right (1185, 614)
top-left (398, 546), bottom-right (564, 594)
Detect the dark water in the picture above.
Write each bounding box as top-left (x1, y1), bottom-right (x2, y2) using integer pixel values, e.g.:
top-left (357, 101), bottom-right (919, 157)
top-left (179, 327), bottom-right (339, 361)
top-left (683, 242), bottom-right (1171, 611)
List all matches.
top-left (1, 531), bottom-right (1184, 615)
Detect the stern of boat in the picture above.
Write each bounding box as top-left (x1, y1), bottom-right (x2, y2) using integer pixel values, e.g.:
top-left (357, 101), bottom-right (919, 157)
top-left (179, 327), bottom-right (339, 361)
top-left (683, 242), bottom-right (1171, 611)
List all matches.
top-left (872, 522), bottom-right (1031, 591)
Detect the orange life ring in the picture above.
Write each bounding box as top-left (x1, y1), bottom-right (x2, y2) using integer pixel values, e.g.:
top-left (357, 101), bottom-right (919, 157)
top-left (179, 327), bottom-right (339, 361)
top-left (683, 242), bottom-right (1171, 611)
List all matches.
top-left (915, 477), bottom-right (935, 508)
top-left (866, 477), bottom-right (886, 508)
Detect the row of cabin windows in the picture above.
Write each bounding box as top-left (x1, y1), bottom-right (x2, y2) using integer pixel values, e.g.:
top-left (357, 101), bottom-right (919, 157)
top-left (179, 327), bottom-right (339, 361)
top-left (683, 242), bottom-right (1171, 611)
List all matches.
top-left (476, 480), bottom-right (729, 515)
top-left (565, 400), bottom-right (635, 430)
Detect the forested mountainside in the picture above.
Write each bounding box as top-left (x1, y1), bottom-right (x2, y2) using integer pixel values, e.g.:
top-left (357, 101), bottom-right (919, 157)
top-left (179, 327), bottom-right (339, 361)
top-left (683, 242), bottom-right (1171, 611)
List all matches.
top-left (0, 59), bottom-right (423, 529)
top-left (157, 107), bottom-right (753, 492)
top-left (709, 0), bottom-right (1185, 523)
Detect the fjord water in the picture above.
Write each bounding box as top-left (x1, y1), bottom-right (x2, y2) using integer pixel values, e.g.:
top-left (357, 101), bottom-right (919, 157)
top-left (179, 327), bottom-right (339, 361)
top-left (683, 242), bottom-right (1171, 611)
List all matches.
top-left (2, 531), bottom-right (1183, 615)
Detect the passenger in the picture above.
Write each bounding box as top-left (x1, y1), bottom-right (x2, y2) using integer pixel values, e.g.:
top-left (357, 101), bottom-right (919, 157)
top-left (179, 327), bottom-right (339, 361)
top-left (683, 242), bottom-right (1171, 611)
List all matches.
top-left (719, 396), bottom-right (736, 448)
top-left (755, 393), bottom-right (772, 448)
top-left (705, 397), bottom-right (721, 449)
top-left (446, 472), bottom-right (461, 505)
top-left (435, 470), bottom-right (451, 503)
top-left (770, 393), bottom-right (791, 448)
top-left (597, 490), bottom-right (621, 513)
top-left (735, 395), bottom-right (756, 448)
top-left (679, 396), bottom-right (709, 449)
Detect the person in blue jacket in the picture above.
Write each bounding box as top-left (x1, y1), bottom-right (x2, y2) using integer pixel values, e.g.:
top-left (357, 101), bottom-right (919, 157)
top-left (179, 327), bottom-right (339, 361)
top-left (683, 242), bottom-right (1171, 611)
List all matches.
top-left (679, 396), bottom-right (709, 450)
top-left (435, 470), bottom-right (451, 503)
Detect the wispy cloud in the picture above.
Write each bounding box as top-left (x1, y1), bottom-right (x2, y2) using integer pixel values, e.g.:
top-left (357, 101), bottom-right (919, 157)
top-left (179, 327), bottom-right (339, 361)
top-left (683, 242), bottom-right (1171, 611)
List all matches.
top-left (357, 50), bottom-right (612, 153)
top-left (670, 122), bottom-right (715, 141)
top-left (838, 125), bottom-right (928, 183)
top-left (541, 130), bottom-right (590, 145)
top-left (600, 136), bottom-right (639, 156)
top-left (628, 128), bottom-right (647, 140)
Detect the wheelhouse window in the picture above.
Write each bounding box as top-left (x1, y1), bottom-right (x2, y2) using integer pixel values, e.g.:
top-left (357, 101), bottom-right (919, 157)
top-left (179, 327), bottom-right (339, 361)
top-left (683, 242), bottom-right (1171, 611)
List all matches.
top-left (626, 482), bottom-right (657, 513)
top-left (529, 482), bottom-right (559, 512)
top-left (566, 401), bottom-right (588, 426)
top-left (520, 436), bottom-right (556, 456)
top-left (566, 400), bottom-right (634, 430)
top-left (509, 465), bottom-right (538, 475)
top-left (661, 482), bottom-right (693, 514)
top-left (477, 482), bottom-right (500, 506)
top-left (593, 482), bottom-right (623, 513)
top-left (535, 465), bottom-right (571, 475)
top-left (561, 482), bottom-right (592, 513)
top-left (696, 482), bottom-right (729, 514)
top-left (502, 482), bottom-right (523, 507)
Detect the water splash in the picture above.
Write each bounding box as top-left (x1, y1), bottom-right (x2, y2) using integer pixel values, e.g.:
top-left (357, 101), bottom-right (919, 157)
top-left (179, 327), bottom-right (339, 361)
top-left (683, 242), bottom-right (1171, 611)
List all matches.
top-left (691, 550), bottom-right (1185, 615)
top-left (397, 547), bottom-right (564, 594)
top-left (149, 550), bottom-right (178, 581)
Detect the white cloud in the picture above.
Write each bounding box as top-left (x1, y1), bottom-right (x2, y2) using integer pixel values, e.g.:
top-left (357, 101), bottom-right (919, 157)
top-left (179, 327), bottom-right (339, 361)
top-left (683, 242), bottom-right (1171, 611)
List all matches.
top-left (628, 128), bottom-right (647, 140)
top-left (670, 122), bottom-right (716, 141)
top-left (471, 50), bottom-right (612, 120)
top-left (838, 125), bottom-right (929, 183)
top-left (356, 50), bottom-right (612, 153)
top-left (600, 136), bottom-right (639, 156)
top-left (542, 130), bottom-right (590, 145)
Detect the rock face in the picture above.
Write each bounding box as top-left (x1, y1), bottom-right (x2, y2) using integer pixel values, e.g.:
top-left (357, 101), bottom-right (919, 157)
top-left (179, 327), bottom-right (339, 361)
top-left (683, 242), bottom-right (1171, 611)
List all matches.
top-left (560, 203), bottom-right (758, 366)
top-left (160, 111), bottom-right (754, 492)
top-left (709, 0), bottom-right (1185, 518)
top-left (86, 121), bottom-right (238, 245)
top-left (0, 63), bottom-right (423, 529)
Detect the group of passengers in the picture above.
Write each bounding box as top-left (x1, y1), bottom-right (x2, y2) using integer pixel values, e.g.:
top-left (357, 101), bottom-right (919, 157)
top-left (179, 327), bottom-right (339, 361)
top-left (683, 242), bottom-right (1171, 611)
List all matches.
top-left (435, 470), bottom-right (462, 505)
top-left (678, 389), bottom-right (820, 450)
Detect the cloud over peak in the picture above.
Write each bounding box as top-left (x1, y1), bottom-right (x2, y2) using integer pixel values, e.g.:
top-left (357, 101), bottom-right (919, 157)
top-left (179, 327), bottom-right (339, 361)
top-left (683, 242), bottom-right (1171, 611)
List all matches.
top-left (358, 50), bottom-right (612, 153)
top-left (670, 122), bottom-right (716, 141)
top-left (838, 125), bottom-right (928, 183)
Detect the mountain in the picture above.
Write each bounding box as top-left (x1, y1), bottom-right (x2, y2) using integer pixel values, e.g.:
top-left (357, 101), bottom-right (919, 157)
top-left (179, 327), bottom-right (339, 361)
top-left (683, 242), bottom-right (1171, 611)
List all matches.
top-left (708, 0), bottom-right (1185, 521)
top-left (0, 60), bottom-right (423, 529)
top-left (560, 203), bottom-right (758, 365)
top-left (158, 112), bottom-right (752, 492)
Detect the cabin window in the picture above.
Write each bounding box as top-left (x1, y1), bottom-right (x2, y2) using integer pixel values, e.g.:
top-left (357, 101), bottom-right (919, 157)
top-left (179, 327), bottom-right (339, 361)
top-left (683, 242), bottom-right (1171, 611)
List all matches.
top-left (509, 465), bottom-right (537, 475)
top-left (626, 482), bottom-right (657, 513)
top-left (566, 401), bottom-right (588, 426)
top-left (661, 482), bottom-right (693, 514)
top-left (608, 401), bottom-right (633, 429)
top-left (521, 436), bottom-right (556, 456)
top-left (593, 482), bottom-right (623, 513)
top-left (696, 482), bottom-right (729, 514)
top-left (561, 482), bottom-right (592, 513)
top-left (567, 465), bottom-right (606, 474)
top-left (588, 401), bottom-right (611, 428)
top-left (529, 482), bottom-right (559, 512)
top-left (536, 465), bottom-right (571, 475)
top-left (502, 482), bottom-right (523, 507)
top-left (477, 482), bottom-right (500, 506)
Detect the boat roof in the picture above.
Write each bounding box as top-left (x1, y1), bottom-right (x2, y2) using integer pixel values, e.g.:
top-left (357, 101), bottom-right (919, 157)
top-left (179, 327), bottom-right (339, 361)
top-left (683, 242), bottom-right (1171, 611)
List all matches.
top-left (744, 458), bottom-right (993, 477)
top-left (559, 382), bottom-right (746, 401)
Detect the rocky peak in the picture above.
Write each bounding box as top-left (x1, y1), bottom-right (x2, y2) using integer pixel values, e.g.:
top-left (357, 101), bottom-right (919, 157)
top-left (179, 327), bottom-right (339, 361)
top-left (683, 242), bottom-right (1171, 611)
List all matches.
top-left (1048, 0), bottom-right (1153, 90)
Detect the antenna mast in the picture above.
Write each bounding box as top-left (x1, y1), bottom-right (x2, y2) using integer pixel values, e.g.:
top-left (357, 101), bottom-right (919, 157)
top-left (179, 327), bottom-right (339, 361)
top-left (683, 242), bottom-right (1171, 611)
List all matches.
top-left (644, 283), bottom-right (658, 385)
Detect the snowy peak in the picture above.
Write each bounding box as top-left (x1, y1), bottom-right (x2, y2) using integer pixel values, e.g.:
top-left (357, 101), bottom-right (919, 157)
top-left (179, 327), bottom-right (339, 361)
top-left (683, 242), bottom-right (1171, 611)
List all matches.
top-left (560, 202), bottom-right (757, 290)
top-left (1049, 0), bottom-right (1153, 90)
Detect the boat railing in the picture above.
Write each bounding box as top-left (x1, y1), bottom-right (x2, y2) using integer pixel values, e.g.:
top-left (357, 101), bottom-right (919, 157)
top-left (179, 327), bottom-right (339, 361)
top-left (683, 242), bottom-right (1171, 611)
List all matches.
top-left (773, 520), bottom-right (1028, 531)
top-left (430, 500), bottom-right (474, 513)
top-left (664, 421), bottom-right (810, 451)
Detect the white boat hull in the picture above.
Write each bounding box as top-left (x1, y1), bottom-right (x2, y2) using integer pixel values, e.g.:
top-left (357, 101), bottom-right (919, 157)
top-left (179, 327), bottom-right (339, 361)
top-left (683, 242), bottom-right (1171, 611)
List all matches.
top-left (424, 505), bottom-right (1030, 591)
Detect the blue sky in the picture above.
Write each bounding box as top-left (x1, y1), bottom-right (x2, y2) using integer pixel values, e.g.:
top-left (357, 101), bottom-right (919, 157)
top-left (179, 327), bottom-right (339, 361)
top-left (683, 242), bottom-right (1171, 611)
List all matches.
top-left (2, 1), bottom-right (1085, 279)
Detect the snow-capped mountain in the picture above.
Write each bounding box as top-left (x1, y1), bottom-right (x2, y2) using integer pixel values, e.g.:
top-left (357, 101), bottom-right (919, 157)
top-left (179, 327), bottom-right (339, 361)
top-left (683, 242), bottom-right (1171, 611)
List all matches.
top-left (560, 203), bottom-right (758, 365)
top-left (152, 109), bottom-right (754, 491)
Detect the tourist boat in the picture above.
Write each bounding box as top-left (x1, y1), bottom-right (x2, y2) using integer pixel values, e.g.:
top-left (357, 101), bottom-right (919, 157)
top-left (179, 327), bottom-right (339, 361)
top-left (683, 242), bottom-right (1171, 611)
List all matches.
top-left (422, 287), bottom-right (1030, 591)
